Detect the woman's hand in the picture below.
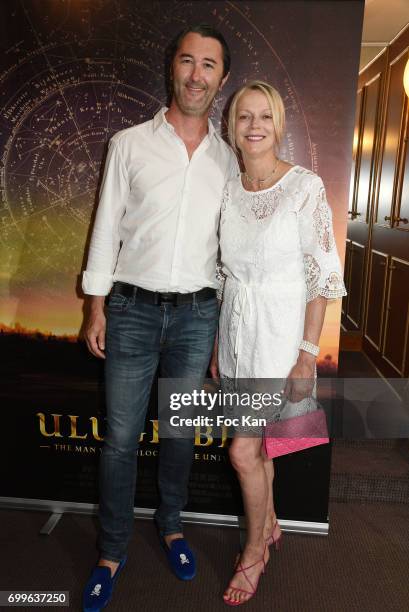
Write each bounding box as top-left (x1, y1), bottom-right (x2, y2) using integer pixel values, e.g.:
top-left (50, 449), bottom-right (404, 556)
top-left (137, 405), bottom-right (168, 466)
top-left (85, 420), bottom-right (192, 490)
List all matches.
top-left (209, 335), bottom-right (219, 382)
top-left (283, 351), bottom-right (315, 403)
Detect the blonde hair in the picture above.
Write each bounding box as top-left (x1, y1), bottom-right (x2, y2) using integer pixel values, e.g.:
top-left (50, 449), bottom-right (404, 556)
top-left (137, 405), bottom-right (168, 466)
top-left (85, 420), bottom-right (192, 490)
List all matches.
top-left (228, 80), bottom-right (285, 155)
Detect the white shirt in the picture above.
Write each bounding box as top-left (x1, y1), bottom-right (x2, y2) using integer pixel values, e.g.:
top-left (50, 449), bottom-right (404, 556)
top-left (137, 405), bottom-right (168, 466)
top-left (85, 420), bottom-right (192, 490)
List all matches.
top-left (82, 108), bottom-right (237, 295)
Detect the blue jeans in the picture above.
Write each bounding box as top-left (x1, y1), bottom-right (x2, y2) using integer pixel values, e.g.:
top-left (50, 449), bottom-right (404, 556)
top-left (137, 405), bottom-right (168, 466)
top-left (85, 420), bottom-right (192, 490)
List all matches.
top-left (98, 289), bottom-right (218, 562)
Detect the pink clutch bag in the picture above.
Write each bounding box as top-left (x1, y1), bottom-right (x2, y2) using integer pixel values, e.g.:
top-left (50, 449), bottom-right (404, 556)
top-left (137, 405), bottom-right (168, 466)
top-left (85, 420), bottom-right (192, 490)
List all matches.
top-left (263, 409), bottom-right (329, 459)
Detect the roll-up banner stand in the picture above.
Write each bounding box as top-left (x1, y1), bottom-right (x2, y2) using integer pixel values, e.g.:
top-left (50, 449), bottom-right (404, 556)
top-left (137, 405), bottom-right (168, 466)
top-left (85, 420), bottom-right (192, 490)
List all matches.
top-left (0, 1), bottom-right (364, 534)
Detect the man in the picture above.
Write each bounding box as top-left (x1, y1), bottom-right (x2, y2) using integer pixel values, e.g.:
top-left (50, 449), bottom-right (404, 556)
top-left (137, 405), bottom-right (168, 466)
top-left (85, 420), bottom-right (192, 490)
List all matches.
top-left (81, 24), bottom-right (236, 612)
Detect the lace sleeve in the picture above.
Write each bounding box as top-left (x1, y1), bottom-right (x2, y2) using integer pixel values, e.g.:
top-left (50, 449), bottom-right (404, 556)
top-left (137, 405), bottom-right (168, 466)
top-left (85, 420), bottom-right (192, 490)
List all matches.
top-left (298, 176), bottom-right (347, 302)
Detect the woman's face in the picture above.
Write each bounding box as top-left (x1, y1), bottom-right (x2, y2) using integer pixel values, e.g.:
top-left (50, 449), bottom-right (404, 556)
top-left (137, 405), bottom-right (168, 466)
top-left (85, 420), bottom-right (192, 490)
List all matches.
top-left (235, 89), bottom-right (275, 157)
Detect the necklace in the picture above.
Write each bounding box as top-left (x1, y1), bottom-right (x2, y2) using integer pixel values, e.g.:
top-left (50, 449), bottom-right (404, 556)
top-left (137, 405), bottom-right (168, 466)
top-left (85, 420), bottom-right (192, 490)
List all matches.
top-left (244, 158), bottom-right (281, 185)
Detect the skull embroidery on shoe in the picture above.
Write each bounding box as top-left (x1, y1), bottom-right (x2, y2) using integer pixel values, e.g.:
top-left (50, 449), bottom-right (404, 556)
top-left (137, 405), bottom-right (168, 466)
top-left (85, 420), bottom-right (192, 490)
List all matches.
top-left (180, 553), bottom-right (189, 565)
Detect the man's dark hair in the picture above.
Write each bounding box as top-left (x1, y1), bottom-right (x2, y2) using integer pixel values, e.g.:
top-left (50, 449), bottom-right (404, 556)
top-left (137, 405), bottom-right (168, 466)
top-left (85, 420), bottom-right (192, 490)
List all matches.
top-left (169, 23), bottom-right (231, 78)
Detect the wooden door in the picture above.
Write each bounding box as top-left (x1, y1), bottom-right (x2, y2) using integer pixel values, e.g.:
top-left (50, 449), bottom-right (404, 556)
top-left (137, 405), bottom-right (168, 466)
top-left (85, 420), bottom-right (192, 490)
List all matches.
top-left (363, 33), bottom-right (409, 378)
top-left (347, 242), bottom-right (366, 329)
top-left (396, 104), bottom-right (409, 229)
top-left (355, 77), bottom-right (381, 222)
top-left (382, 258), bottom-right (409, 376)
top-left (375, 50), bottom-right (408, 226)
top-left (364, 250), bottom-right (388, 351)
top-left (344, 52), bottom-right (387, 332)
top-left (342, 239), bottom-right (352, 317)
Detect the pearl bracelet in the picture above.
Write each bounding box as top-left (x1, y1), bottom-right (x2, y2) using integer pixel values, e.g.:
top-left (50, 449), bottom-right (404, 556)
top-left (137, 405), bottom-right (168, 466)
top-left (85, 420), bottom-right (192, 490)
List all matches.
top-left (299, 340), bottom-right (320, 357)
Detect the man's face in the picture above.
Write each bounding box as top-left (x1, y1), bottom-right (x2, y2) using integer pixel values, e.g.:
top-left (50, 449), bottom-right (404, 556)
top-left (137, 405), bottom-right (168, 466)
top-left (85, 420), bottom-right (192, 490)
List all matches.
top-left (171, 32), bottom-right (228, 117)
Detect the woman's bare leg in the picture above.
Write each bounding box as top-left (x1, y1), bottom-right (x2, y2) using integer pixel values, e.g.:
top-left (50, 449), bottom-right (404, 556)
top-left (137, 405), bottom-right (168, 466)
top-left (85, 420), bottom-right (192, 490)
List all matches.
top-left (223, 437), bottom-right (270, 605)
top-left (262, 456), bottom-right (281, 543)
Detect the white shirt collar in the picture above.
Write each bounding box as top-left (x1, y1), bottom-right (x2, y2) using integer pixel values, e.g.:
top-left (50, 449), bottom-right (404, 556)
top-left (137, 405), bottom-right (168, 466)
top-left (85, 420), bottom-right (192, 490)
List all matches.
top-left (153, 107), bottom-right (217, 140)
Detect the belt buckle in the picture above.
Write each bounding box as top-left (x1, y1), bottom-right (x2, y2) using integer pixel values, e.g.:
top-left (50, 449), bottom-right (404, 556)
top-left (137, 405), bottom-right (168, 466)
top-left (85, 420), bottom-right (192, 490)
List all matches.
top-left (159, 292), bottom-right (178, 306)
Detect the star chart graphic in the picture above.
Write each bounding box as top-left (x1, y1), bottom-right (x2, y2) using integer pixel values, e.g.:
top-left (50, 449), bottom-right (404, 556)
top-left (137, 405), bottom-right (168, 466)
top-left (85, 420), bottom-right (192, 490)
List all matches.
top-left (0, 0), bottom-right (314, 335)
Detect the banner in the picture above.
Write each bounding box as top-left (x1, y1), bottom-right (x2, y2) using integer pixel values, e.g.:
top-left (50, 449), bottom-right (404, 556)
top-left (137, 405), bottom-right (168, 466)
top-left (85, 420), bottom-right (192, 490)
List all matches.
top-left (0, 1), bottom-right (364, 525)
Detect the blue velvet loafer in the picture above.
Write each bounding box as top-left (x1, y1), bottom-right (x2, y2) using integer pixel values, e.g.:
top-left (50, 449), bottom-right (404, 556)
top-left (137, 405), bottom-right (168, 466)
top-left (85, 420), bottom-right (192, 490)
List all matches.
top-left (162, 538), bottom-right (196, 581)
top-left (82, 557), bottom-right (126, 612)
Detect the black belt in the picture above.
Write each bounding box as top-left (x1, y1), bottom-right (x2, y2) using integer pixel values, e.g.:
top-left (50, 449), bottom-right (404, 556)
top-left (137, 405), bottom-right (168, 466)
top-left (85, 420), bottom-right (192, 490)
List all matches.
top-left (111, 281), bottom-right (216, 306)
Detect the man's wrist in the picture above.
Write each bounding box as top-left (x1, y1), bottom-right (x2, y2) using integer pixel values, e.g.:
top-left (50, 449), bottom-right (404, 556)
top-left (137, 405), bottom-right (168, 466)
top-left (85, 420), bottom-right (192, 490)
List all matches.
top-left (88, 295), bottom-right (106, 313)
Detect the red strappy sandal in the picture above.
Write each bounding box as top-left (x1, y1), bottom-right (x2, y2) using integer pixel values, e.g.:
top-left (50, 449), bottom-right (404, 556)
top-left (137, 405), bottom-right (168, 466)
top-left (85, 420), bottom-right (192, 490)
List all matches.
top-left (223, 545), bottom-right (267, 607)
top-left (265, 519), bottom-right (283, 551)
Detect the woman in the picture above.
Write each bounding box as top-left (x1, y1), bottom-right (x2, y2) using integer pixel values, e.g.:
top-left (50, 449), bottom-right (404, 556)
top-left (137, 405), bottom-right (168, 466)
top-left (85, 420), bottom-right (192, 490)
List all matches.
top-left (212, 81), bottom-right (346, 606)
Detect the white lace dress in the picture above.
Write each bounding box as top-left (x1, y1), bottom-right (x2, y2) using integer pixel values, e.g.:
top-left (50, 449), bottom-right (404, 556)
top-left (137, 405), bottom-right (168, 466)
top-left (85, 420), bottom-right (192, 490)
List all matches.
top-left (218, 165), bottom-right (346, 382)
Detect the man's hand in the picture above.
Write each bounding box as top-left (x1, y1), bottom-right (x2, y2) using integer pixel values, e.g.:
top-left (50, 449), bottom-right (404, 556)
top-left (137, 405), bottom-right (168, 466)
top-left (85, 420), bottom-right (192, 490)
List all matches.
top-left (84, 296), bottom-right (107, 359)
top-left (283, 351), bottom-right (315, 403)
top-left (209, 335), bottom-right (219, 382)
